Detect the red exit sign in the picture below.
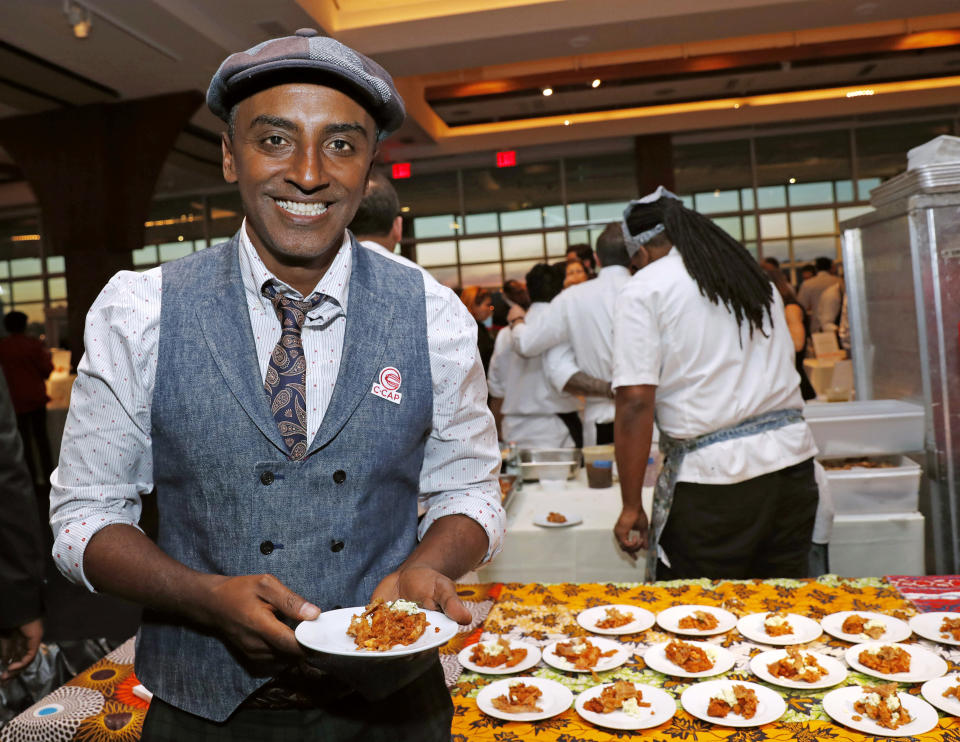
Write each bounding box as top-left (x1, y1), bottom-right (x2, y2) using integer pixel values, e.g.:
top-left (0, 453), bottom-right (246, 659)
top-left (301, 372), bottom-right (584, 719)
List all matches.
top-left (496, 150), bottom-right (517, 168)
top-left (391, 162), bottom-right (411, 179)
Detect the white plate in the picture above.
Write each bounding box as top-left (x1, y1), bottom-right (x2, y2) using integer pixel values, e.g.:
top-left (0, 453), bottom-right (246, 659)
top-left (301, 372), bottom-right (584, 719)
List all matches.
top-left (656, 605), bottom-right (737, 636)
top-left (920, 673), bottom-right (960, 717)
top-left (643, 640), bottom-right (734, 678)
top-left (575, 682), bottom-right (677, 730)
top-left (749, 649), bottom-right (848, 689)
top-left (476, 676), bottom-right (574, 722)
top-left (822, 685), bottom-right (939, 737)
top-left (532, 511), bottom-right (583, 527)
top-left (844, 642), bottom-right (948, 683)
top-left (736, 612), bottom-right (822, 645)
top-left (577, 604), bottom-right (656, 636)
top-left (542, 636), bottom-right (632, 673)
top-left (821, 611), bottom-right (911, 643)
top-left (457, 639), bottom-right (542, 675)
top-left (910, 612), bottom-right (960, 647)
top-left (295, 606), bottom-right (459, 657)
top-left (681, 679), bottom-right (786, 727)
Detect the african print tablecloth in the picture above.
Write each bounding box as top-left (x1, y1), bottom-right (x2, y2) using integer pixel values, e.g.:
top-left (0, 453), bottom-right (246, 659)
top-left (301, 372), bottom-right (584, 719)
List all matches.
top-left (5, 577), bottom-right (960, 742)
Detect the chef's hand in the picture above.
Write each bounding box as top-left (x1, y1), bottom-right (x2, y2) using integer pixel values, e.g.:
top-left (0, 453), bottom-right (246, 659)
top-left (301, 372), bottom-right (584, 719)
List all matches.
top-left (1, 618), bottom-right (43, 682)
top-left (372, 565), bottom-right (472, 626)
top-left (202, 574), bottom-right (320, 663)
top-left (506, 305), bottom-right (526, 324)
top-left (614, 506), bottom-right (649, 557)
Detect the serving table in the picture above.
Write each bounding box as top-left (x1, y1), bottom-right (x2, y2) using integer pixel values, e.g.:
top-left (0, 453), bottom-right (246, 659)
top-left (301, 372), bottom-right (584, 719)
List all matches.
top-left (6, 575), bottom-right (960, 742)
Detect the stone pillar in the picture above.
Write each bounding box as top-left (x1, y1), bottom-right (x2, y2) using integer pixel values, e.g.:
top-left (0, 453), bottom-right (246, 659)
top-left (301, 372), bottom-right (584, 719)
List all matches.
top-left (634, 134), bottom-right (675, 196)
top-left (0, 91), bottom-right (203, 368)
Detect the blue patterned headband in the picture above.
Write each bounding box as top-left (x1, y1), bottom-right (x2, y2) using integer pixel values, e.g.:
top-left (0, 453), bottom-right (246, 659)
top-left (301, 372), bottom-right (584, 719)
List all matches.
top-left (621, 186), bottom-right (682, 257)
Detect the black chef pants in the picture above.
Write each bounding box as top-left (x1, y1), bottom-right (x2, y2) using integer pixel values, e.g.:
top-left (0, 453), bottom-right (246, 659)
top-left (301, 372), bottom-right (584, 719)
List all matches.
top-left (656, 457), bottom-right (818, 581)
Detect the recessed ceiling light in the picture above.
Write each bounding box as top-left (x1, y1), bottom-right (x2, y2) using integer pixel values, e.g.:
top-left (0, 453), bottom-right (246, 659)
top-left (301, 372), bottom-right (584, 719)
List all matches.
top-left (542, 87), bottom-right (553, 96)
top-left (401, 206), bottom-right (410, 213)
top-left (591, 79), bottom-right (601, 88)
top-left (564, 119), bottom-right (570, 126)
top-left (789, 177), bottom-right (797, 184)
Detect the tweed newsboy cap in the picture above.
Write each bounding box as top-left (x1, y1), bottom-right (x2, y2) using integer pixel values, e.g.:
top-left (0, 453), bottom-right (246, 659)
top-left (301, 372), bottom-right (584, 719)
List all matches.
top-left (207, 28), bottom-right (405, 139)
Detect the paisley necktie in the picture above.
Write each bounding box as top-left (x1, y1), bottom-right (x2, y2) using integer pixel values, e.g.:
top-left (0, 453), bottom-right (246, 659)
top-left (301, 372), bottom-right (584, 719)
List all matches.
top-left (262, 283), bottom-right (325, 460)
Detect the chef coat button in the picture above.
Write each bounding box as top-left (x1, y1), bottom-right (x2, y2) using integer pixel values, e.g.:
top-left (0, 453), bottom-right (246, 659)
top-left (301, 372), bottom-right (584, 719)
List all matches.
top-left (330, 540), bottom-right (345, 552)
top-left (260, 541), bottom-right (274, 555)
top-left (332, 470), bottom-right (346, 484)
top-left (260, 471), bottom-right (274, 485)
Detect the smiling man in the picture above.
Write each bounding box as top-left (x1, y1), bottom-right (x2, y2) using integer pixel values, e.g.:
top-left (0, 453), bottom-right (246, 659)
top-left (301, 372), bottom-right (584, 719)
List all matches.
top-left (48, 30), bottom-right (504, 741)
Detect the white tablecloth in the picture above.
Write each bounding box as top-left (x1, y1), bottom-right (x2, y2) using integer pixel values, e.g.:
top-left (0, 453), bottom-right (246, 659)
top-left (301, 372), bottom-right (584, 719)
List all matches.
top-left (477, 470), bottom-right (653, 583)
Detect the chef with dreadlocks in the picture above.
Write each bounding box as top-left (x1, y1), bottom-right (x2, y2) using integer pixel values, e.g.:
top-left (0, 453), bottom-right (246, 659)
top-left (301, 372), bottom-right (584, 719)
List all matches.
top-left (612, 187), bottom-right (819, 582)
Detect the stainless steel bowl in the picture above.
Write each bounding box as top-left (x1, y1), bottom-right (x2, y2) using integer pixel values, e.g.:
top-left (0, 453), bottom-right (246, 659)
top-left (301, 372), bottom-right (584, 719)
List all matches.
top-left (518, 447), bottom-right (580, 481)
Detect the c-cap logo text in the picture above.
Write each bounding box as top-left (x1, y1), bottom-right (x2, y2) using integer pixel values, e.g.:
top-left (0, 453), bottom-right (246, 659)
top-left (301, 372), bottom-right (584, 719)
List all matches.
top-left (371, 366), bottom-right (402, 404)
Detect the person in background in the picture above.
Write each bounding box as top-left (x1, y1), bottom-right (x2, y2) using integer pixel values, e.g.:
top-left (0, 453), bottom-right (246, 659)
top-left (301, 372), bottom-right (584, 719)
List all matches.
top-left (613, 187), bottom-right (818, 582)
top-left (797, 256), bottom-right (842, 333)
top-left (0, 311), bottom-right (54, 486)
top-left (764, 265), bottom-right (816, 401)
top-left (817, 280), bottom-right (844, 339)
top-left (0, 369), bottom-right (45, 683)
top-left (490, 279), bottom-right (529, 329)
top-left (508, 223), bottom-right (627, 446)
top-left (563, 259), bottom-right (588, 289)
top-left (566, 243), bottom-right (597, 278)
top-left (761, 256), bottom-right (780, 272)
top-left (349, 170), bottom-right (403, 257)
top-left (459, 286), bottom-right (495, 373)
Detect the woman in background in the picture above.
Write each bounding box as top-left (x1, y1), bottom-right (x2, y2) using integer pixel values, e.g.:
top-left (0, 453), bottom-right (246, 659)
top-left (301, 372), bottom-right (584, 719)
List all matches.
top-left (459, 286), bottom-right (495, 373)
top-left (764, 265), bottom-right (816, 400)
top-left (563, 259), bottom-right (588, 289)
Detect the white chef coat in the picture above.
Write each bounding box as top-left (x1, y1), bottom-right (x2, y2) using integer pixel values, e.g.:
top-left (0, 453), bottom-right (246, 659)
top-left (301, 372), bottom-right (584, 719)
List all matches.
top-left (488, 303), bottom-right (581, 448)
top-left (511, 266), bottom-right (630, 443)
top-left (612, 247), bottom-right (817, 484)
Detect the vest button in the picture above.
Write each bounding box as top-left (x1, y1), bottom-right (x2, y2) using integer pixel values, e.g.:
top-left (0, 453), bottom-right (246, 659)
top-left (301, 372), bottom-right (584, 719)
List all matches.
top-left (260, 471), bottom-right (275, 485)
top-left (260, 541), bottom-right (274, 555)
top-left (332, 470), bottom-right (346, 484)
top-left (330, 540), bottom-right (345, 552)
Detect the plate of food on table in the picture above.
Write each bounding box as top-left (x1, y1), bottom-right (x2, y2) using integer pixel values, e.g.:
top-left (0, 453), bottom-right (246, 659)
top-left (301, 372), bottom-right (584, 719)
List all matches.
top-left (295, 598), bottom-right (459, 657)
top-left (542, 636), bottom-right (631, 674)
top-left (457, 637), bottom-right (541, 674)
top-left (656, 605), bottom-right (737, 636)
top-left (736, 611), bottom-right (823, 645)
top-left (920, 673), bottom-right (960, 717)
top-left (576, 604), bottom-right (656, 635)
top-left (909, 611), bottom-right (960, 646)
top-left (844, 641), bottom-right (948, 683)
top-left (822, 683), bottom-right (938, 737)
top-left (681, 679), bottom-right (786, 727)
top-left (749, 647), bottom-right (848, 689)
top-left (821, 610), bottom-right (911, 643)
top-left (476, 677), bottom-right (574, 722)
top-left (643, 639), bottom-right (735, 678)
top-left (532, 511), bottom-right (583, 527)
top-left (575, 681), bottom-right (677, 730)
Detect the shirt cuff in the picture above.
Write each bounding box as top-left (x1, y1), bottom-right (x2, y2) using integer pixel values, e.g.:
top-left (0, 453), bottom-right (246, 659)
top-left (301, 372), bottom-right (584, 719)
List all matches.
top-left (418, 484), bottom-right (506, 565)
top-left (53, 515), bottom-right (144, 593)
top-left (612, 373), bottom-right (659, 389)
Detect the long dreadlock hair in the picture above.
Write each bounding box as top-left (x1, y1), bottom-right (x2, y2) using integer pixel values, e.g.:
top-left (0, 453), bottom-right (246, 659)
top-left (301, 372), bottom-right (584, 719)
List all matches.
top-left (625, 196), bottom-right (773, 336)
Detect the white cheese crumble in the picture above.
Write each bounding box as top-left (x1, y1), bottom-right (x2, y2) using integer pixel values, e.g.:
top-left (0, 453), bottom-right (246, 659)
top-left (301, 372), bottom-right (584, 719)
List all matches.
top-left (715, 686), bottom-right (738, 706)
top-left (765, 614), bottom-right (787, 627)
top-left (863, 618), bottom-right (885, 634)
top-left (389, 599), bottom-right (421, 615)
top-left (484, 641), bottom-right (507, 656)
top-left (704, 646), bottom-right (719, 662)
top-left (622, 698), bottom-right (644, 718)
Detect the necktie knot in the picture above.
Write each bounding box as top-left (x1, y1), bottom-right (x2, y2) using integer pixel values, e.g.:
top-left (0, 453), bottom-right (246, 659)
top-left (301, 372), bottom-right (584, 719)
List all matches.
top-left (262, 283), bottom-right (324, 334)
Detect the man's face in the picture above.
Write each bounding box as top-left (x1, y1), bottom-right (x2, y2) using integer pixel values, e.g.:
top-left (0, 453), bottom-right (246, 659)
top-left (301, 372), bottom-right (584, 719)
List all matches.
top-left (222, 83), bottom-right (378, 269)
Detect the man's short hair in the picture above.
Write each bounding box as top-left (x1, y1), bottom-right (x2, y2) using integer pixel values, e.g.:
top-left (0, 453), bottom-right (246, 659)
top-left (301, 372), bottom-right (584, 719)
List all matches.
top-left (3, 311), bottom-right (27, 334)
top-left (348, 171), bottom-right (400, 238)
top-left (595, 223), bottom-right (630, 268)
top-left (815, 256), bottom-right (833, 273)
top-left (567, 243), bottom-right (596, 272)
top-left (762, 256), bottom-right (780, 269)
top-left (526, 264), bottom-right (563, 304)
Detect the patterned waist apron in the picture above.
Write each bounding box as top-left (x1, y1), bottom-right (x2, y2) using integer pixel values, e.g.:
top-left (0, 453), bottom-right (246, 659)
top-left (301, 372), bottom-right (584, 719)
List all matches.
top-left (645, 408), bottom-right (805, 581)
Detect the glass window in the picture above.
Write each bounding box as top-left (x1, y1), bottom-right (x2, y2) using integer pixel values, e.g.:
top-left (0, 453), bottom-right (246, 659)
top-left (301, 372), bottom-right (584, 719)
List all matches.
top-left (500, 208), bottom-right (542, 232)
top-left (711, 216), bottom-right (742, 241)
top-left (740, 188), bottom-right (755, 211)
top-left (759, 212), bottom-right (788, 239)
top-left (10, 258), bottom-right (42, 278)
top-left (757, 186), bottom-right (786, 209)
top-left (790, 209), bottom-right (835, 237)
top-left (788, 181), bottom-right (833, 207)
top-left (545, 231), bottom-right (567, 256)
top-left (673, 139), bottom-right (751, 193)
top-left (159, 241), bottom-right (194, 262)
top-left (46, 256), bottom-right (65, 273)
top-left (566, 152), bottom-right (635, 204)
top-left (543, 205), bottom-right (566, 228)
top-left (427, 266), bottom-right (459, 288)
top-left (566, 203), bottom-right (587, 225)
top-left (0, 282), bottom-right (10, 302)
top-left (133, 245), bottom-right (158, 266)
top-left (743, 217), bottom-right (758, 241)
top-left (504, 259), bottom-right (542, 282)
top-left (742, 241), bottom-right (758, 259)
top-left (414, 241), bottom-right (457, 267)
top-left (838, 206), bottom-right (873, 223)
top-left (760, 239), bottom-right (789, 262)
top-left (695, 190), bottom-right (740, 214)
top-left (857, 178), bottom-right (882, 200)
top-left (501, 234), bottom-right (544, 261)
top-left (835, 180), bottom-right (855, 202)
top-left (47, 277), bottom-right (67, 301)
top-left (587, 201), bottom-right (628, 222)
top-left (465, 212), bottom-right (498, 234)
top-left (0, 261), bottom-right (8, 279)
top-left (12, 279), bottom-right (43, 302)
top-left (460, 262), bottom-right (501, 286)
top-left (680, 194), bottom-right (694, 209)
top-left (413, 215), bottom-right (460, 239)
top-left (15, 302), bottom-right (45, 325)
top-left (458, 237), bottom-right (500, 264)
top-left (793, 236), bottom-right (838, 263)
top-left (567, 229), bottom-right (588, 245)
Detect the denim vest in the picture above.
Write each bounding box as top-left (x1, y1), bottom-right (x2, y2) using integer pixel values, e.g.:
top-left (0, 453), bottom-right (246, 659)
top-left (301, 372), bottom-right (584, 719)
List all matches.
top-left (135, 233), bottom-right (432, 721)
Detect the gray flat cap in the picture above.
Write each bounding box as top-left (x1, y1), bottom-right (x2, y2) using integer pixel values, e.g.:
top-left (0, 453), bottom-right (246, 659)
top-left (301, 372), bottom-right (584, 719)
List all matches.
top-left (207, 29), bottom-right (405, 139)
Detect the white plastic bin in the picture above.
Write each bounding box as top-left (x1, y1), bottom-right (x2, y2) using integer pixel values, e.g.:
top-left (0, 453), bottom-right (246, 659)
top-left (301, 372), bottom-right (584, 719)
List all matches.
top-left (829, 512), bottom-right (925, 577)
top-left (820, 456), bottom-right (921, 514)
top-left (803, 400), bottom-right (925, 457)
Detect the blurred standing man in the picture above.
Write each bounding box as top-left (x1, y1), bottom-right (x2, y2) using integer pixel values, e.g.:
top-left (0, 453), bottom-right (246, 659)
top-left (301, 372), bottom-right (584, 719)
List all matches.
top-left (49, 30), bottom-right (504, 741)
top-left (797, 256), bottom-right (842, 333)
top-left (507, 224), bottom-right (627, 446)
top-left (349, 170), bottom-right (404, 258)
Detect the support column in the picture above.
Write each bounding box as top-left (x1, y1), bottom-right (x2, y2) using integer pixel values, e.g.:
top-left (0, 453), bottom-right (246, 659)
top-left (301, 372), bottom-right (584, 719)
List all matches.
top-left (634, 134), bottom-right (675, 196)
top-left (0, 91), bottom-right (203, 368)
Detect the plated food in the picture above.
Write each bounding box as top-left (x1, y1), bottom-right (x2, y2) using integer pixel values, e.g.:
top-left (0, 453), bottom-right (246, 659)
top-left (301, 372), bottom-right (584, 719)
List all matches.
top-left (546, 511), bottom-right (568, 524)
top-left (347, 599), bottom-right (426, 650)
top-left (457, 637), bottom-right (541, 674)
top-left (542, 636), bottom-right (630, 674)
top-left (656, 605), bottom-right (737, 636)
top-left (821, 611), bottom-right (911, 643)
top-left (920, 674), bottom-right (960, 717)
top-left (575, 682), bottom-right (677, 730)
top-left (844, 642), bottom-right (948, 683)
top-left (477, 677), bottom-right (575, 722)
top-left (736, 611), bottom-right (822, 645)
top-left (681, 680), bottom-right (786, 727)
top-left (532, 511), bottom-right (583, 527)
top-left (749, 648), bottom-right (847, 690)
top-left (643, 640), bottom-right (734, 678)
top-left (822, 685), bottom-right (938, 737)
top-left (909, 611), bottom-right (960, 646)
top-left (576, 604), bottom-right (656, 635)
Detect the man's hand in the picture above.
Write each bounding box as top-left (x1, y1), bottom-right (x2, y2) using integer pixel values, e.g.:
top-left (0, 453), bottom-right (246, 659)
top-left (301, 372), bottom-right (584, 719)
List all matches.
top-left (614, 506), bottom-right (650, 557)
top-left (200, 574), bottom-right (320, 663)
top-left (372, 565), bottom-right (472, 626)
top-left (506, 305), bottom-right (526, 324)
top-left (1, 618), bottom-right (43, 681)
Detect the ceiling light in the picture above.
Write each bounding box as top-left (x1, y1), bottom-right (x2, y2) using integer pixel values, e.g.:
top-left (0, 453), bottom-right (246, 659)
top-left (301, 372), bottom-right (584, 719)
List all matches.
top-left (64, 0), bottom-right (92, 39)
top-left (591, 79), bottom-right (601, 88)
top-left (789, 177), bottom-right (797, 184)
top-left (733, 103), bottom-right (741, 109)
top-left (846, 89), bottom-right (875, 97)
top-left (564, 119), bottom-right (570, 126)
top-left (542, 87), bottom-right (553, 96)
top-left (400, 206), bottom-right (410, 213)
